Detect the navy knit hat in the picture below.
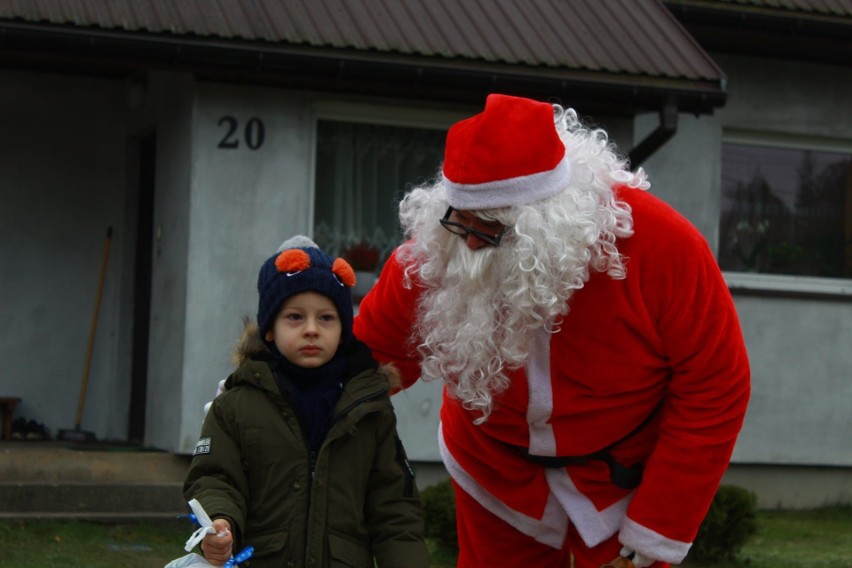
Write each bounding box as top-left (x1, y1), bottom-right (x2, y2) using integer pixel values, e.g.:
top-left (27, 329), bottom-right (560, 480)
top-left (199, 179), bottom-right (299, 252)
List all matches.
top-left (257, 236), bottom-right (357, 348)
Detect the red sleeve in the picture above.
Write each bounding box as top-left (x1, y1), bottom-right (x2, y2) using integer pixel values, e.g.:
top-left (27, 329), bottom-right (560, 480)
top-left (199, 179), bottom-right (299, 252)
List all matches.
top-left (353, 247), bottom-right (423, 388)
top-left (617, 188), bottom-right (751, 558)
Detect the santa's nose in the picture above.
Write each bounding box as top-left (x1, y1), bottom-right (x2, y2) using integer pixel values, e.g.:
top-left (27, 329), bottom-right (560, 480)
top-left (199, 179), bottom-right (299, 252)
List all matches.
top-left (464, 233), bottom-right (490, 250)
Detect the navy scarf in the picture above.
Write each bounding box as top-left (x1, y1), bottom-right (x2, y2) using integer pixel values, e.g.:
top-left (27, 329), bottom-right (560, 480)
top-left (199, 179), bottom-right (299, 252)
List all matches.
top-left (266, 340), bottom-right (378, 453)
top-left (271, 350), bottom-right (345, 453)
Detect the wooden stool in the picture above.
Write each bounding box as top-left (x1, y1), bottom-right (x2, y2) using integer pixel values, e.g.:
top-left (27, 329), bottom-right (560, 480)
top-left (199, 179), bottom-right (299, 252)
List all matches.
top-left (0, 397), bottom-right (21, 440)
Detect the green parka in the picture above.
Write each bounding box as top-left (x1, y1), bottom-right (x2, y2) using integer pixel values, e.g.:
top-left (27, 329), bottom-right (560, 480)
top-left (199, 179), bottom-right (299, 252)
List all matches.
top-left (184, 323), bottom-right (429, 568)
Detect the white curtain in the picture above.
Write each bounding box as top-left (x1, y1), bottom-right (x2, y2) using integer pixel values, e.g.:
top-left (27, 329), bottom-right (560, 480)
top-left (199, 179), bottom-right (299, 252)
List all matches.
top-left (314, 120), bottom-right (445, 269)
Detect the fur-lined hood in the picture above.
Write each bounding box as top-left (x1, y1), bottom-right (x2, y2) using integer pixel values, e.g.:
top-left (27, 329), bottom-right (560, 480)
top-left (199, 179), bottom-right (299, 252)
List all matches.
top-left (232, 317), bottom-right (270, 366)
top-left (231, 316), bottom-right (402, 392)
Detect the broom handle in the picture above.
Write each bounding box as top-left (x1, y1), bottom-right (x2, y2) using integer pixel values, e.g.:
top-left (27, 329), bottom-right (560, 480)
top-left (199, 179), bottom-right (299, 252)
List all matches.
top-left (76, 227), bottom-right (112, 429)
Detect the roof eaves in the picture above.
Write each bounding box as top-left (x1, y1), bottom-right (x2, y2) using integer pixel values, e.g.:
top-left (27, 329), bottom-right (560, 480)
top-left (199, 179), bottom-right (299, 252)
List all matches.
top-left (664, 0), bottom-right (852, 65)
top-left (0, 18), bottom-right (726, 116)
top-left (664, 0), bottom-right (852, 22)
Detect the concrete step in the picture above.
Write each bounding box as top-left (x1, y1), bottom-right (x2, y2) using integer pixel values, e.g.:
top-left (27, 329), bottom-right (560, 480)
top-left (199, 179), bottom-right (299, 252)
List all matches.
top-left (1, 441), bottom-right (190, 483)
top-left (0, 441), bottom-right (192, 520)
top-left (0, 483), bottom-right (186, 519)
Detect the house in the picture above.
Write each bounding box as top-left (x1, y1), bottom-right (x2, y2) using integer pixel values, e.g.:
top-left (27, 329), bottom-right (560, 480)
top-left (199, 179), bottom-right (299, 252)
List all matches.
top-left (662, 0), bottom-right (852, 508)
top-left (0, 0), bottom-right (849, 508)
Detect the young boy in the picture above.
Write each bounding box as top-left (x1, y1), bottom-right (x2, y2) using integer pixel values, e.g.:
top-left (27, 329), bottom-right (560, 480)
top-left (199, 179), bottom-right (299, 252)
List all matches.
top-left (183, 236), bottom-right (428, 568)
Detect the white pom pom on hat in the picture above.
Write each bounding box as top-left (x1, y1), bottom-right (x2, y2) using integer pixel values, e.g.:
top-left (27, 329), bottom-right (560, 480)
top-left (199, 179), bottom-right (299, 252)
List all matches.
top-left (442, 93), bottom-right (572, 210)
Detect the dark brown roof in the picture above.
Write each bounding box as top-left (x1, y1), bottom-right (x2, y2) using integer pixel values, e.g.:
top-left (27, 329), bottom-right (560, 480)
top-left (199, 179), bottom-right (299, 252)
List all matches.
top-left (664, 0), bottom-right (852, 65)
top-left (681, 0), bottom-right (852, 18)
top-left (0, 0), bottom-right (728, 115)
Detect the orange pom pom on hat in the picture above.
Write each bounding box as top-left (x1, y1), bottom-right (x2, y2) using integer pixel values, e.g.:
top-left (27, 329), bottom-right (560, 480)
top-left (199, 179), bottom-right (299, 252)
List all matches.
top-left (257, 235), bottom-right (356, 347)
top-left (442, 93), bottom-right (572, 210)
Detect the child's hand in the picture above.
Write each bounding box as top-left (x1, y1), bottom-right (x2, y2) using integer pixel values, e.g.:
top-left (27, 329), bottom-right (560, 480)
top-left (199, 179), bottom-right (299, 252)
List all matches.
top-left (201, 518), bottom-right (233, 566)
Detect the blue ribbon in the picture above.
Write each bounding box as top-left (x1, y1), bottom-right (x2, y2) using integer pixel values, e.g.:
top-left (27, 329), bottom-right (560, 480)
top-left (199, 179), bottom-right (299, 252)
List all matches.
top-left (224, 546), bottom-right (254, 567)
top-left (177, 512), bottom-right (200, 526)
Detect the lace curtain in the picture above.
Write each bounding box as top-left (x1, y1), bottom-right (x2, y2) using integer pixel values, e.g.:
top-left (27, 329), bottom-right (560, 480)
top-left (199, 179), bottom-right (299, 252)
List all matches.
top-left (313, 120), bottom-right (445, 271)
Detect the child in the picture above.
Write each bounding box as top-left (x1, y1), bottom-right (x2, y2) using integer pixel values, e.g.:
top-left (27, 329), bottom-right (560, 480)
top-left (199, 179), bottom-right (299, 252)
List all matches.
top-left (183, 236), bottom-right (429, 567)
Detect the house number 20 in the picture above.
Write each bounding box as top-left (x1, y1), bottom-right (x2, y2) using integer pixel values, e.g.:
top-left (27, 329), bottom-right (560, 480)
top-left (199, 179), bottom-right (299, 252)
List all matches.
top-left (217, 116), bottom-right (265, 150)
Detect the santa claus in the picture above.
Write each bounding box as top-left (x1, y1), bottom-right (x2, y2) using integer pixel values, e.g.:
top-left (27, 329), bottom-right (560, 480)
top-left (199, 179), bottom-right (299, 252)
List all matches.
top-left (354, 93), bottom-right (750, 568)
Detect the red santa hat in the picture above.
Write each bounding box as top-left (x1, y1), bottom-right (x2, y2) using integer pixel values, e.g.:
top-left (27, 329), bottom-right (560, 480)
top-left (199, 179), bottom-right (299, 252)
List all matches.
top-left (442, 93), bottom-right (572, 210)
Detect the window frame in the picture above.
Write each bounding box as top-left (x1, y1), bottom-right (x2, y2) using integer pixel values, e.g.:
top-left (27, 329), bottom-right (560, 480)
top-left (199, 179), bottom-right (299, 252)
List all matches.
top-left (307, 98), bottom-right (465, 240)
top-left (720, 129), bottom-right (852, 299)
top-left (307, 99), bottom-right (465, 260)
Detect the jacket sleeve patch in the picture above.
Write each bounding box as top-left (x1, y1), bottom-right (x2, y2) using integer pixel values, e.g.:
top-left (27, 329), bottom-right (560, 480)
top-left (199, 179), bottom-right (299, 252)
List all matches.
top-left (194, 437), bottom-right (212, 456)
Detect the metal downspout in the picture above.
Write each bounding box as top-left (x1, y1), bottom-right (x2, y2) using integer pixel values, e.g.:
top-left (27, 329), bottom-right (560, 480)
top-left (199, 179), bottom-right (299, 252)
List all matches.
top-left (628, 97), bottom-right (679, 167)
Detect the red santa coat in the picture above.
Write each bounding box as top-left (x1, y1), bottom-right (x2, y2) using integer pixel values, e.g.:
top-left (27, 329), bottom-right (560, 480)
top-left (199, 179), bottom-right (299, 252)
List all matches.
top-left (354, 186), bottom-right (750, 564)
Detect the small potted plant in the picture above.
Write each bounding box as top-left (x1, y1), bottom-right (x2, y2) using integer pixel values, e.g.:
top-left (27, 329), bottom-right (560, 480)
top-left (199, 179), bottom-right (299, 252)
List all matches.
top-left (341, 241), bottom-right (381, 273)
top-left (341, 240), bottom-right (381, 301)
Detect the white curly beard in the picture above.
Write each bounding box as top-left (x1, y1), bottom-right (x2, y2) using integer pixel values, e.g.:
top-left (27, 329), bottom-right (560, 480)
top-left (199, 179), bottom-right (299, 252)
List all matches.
top-left (414, 213), bottom-right (595, 424)
top-left (403, 191), bottom-right (635, 423)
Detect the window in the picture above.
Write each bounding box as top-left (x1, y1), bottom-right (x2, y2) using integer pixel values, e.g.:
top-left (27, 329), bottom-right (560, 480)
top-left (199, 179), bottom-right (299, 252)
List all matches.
top-left (313, 120), bottom-right (445, 273)
top-left (719, 142), bottom-right (852, 279)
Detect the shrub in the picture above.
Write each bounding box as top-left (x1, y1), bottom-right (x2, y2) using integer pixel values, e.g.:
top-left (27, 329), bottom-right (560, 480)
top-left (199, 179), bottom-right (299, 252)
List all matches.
top-left (420, 478), bottom-right (458, 551)
top-left (689, 484), bottom-right (758, 564)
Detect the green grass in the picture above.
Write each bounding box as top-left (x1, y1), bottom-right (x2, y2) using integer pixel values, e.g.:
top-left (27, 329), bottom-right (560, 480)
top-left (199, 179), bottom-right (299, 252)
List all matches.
top-left (0, 518), bottom-right (187, 568)
top-left (728, 507), bottom-right (852, 568)
top-left (0, 507), bottom-right (849, 567)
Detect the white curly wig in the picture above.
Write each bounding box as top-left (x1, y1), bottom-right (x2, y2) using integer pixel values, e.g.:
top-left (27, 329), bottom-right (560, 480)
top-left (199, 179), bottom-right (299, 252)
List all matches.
top-left (396, 103), bottom-right (649, 424)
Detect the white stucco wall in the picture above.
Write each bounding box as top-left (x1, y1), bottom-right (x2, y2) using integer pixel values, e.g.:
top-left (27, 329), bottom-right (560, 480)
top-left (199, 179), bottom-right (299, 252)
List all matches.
top-left (732, 295), bottom-right (852, 465)
top-left (171, 84), bottom-right (316, 453)
top-left (636, 113), bottom-right (723, 249)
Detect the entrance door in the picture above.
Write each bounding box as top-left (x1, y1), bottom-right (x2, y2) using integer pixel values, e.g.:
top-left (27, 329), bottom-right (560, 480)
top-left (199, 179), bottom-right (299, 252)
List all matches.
top-left (128, 133), bottom-right (156, 444)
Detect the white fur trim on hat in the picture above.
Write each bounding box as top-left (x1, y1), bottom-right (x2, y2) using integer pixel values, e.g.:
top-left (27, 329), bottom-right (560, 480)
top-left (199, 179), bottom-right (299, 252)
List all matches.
top-left (444, 154), bottom-right (572, 210)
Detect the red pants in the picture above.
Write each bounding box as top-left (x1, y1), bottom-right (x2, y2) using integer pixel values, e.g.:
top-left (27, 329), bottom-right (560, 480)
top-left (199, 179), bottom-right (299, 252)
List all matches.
top-left (453, 481), bottom-right (670, 568)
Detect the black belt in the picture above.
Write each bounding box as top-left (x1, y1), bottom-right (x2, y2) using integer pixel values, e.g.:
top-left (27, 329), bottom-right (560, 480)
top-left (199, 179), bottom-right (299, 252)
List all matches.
top-left (513, 445), bottom-right (643, 490)
top-left (511, 402), bottom-right (663, 490)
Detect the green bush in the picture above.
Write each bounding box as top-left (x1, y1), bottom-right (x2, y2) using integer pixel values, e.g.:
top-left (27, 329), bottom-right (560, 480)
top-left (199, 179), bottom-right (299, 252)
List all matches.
top-left (420, 478), bottom-right (458, 551)
top-left (689, 484), bottom-right (758, 564)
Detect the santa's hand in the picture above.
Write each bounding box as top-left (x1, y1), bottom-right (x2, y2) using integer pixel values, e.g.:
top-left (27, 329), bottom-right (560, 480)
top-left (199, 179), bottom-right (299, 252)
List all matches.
top-left (200, 518), bottom-right (233, 566)
top-left (601, 547), bottom-right (655, 568)
top-left (600, 556), bottom-right (634, 568)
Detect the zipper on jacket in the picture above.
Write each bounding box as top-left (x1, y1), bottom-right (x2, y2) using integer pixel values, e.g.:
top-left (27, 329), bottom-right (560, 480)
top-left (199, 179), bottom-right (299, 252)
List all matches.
top-left (309, 449), bottom-right (317, 481)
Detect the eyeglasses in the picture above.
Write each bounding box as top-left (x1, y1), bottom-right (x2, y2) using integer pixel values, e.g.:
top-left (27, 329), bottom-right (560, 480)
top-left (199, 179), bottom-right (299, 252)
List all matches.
top-left (440, 207), bottom-right (507, 247)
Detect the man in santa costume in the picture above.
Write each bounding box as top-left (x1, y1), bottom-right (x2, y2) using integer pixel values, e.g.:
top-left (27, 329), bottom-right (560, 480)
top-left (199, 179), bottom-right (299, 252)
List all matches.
top-left (353, 93), bottom-right (750, 567)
